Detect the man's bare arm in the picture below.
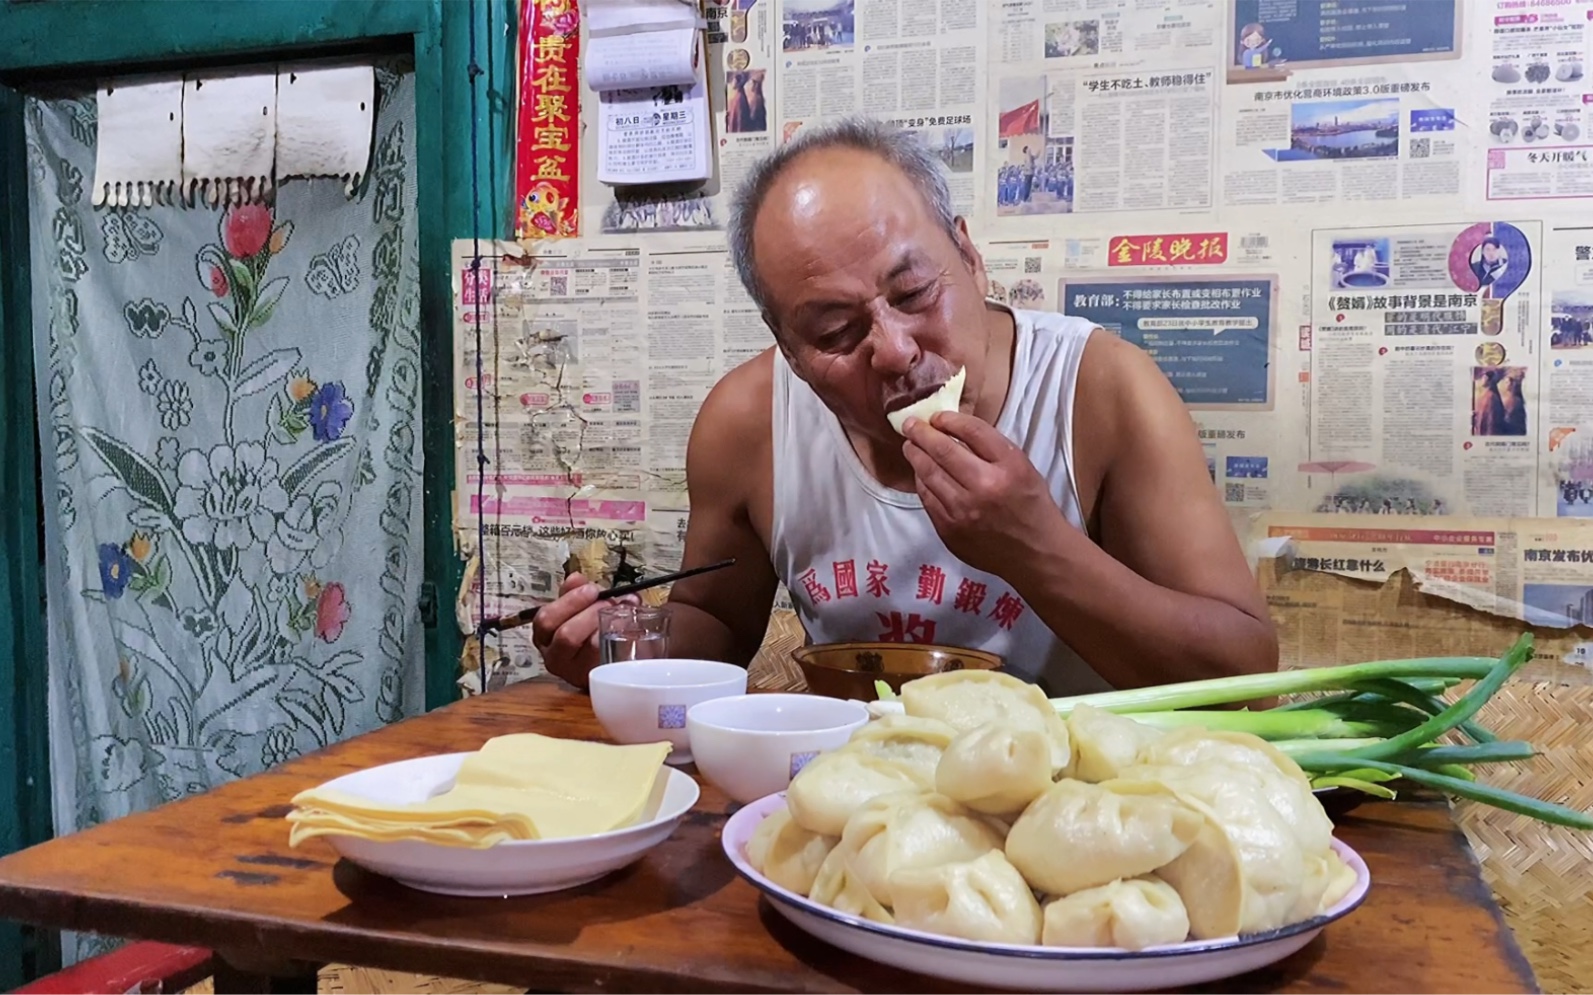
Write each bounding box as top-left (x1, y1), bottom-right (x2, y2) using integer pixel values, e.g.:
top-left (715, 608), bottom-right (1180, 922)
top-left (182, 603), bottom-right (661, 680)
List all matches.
top-left (664, 359), bottom-right (780, 666)
top-left (1009, 333), bottom-right (1278, 688)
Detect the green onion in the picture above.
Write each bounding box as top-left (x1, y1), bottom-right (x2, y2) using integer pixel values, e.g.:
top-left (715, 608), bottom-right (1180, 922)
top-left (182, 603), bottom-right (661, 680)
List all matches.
top-left (1322, 633), bottom-right (1532, 762)
top-left (1290, 754), bottom-right (1593, 830)
top-left (1124, 708), bottom-right (1399, 740)
top-left (1311, 776), bottom-right (1398, 800)
top-left (1350, 677), bottom-right (1499, 744)
top-left (1048, 657), bottom-right (1499, 716)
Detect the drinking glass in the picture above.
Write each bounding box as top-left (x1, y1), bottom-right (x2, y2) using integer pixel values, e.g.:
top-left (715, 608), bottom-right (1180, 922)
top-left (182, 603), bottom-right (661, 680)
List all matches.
top-left (598, 603), bottom-right (672, 664)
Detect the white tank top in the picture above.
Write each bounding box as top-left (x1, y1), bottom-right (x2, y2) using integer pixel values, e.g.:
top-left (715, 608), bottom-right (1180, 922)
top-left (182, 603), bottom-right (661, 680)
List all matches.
top-left (769, 306), bottom-right (1114, 697)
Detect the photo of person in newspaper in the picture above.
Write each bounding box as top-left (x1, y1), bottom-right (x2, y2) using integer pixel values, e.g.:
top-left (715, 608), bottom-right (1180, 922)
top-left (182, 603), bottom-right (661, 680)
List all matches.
top-left (1472, 366), bottom-right (1528, 437)
top-left (994, 77), bottom-right (1074, 216)
top-left (726, 70), bottom-right (768, 133)
top-left (782, 0), bottom-right (854, 52)
top-left (531, 117), bottom-right (1278, 698)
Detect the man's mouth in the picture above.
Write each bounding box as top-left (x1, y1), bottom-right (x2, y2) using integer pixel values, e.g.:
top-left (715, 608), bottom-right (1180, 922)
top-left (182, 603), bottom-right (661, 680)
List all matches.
top-left (885, 380), bottom-right (947, 414)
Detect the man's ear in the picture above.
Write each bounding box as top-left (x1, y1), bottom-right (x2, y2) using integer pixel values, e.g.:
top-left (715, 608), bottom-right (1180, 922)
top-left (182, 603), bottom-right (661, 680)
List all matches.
top-left (953, 217), bottom-right (990, 298)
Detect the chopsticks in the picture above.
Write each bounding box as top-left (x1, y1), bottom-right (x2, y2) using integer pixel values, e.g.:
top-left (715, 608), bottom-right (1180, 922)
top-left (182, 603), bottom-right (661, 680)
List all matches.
top-left (477, 558), bottom-right (737, 634)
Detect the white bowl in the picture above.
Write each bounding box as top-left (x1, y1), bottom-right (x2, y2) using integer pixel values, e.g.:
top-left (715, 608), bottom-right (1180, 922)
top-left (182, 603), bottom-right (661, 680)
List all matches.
top-left (724, 792), bottom-right (1371, 992)
top-left (686, 693), bottom-right (869, 803)
top-left (589, 659), bottom-right (748, 764)
top-left (309, 752), bottom-right (699, 897)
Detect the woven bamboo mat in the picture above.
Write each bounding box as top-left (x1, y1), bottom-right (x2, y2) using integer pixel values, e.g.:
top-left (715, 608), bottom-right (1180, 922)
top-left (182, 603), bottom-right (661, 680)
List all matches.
top-left (1452, 682), bottom-right (1593, 995)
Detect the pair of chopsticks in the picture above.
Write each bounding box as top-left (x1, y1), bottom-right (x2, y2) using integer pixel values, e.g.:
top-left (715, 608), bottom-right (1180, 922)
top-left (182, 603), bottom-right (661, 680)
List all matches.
top-left (476, 558), bottom-right (736, 634)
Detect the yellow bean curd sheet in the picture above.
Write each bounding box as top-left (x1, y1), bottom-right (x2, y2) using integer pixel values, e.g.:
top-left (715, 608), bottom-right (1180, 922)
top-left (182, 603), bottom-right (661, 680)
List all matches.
top-left (287, 734), bottom-right (673, 848)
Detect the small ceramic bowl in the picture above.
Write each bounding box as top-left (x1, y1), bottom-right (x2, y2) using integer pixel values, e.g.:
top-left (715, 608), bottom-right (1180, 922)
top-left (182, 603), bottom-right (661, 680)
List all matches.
top-left (792, 642), bottom-right (1004, 700)
top-left (687, 693), bottom-right (869, 804)
top-left (589, 659), bottom-right (747, 765)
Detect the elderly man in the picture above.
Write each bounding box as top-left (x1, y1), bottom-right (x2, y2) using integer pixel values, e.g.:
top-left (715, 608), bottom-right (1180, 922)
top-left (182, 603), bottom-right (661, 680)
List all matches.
top-left (533, 117), bottom-right (1277, 695)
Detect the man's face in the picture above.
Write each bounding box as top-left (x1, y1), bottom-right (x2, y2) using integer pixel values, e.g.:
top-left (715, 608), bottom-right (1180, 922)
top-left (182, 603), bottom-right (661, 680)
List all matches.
top-left (751, 148), bottom-right (993, 442)
top-left (1483, 242), bottom-right (1501, 263)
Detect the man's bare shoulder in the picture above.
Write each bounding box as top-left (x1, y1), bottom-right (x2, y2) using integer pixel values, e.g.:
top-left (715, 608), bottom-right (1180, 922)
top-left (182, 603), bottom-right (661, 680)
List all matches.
top-left (693, 347), bottom-right (775, 453)
top-left (1070, 330), bottom-right (1198, 510)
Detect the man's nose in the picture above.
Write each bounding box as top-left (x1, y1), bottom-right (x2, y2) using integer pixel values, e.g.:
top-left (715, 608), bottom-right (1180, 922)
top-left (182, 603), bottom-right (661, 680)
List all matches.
top-left (868, 312), bottom-right (919, 375)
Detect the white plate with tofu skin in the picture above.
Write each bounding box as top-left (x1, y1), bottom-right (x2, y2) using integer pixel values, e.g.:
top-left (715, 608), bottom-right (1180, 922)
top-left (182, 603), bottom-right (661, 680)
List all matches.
top-left (309, 752), bottom-right (699, 897)
top-left (721, 792), bottom-right (1370, 994)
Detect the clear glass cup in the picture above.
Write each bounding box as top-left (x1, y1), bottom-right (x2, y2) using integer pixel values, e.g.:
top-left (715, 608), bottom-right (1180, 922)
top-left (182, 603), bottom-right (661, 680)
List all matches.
top-left (598, 603), bottom-right (672, 664)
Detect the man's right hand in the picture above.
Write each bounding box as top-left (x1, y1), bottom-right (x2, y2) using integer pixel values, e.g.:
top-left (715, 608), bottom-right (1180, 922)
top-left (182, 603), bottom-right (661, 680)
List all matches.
top-left (530, 572), bottom-right (614, 690)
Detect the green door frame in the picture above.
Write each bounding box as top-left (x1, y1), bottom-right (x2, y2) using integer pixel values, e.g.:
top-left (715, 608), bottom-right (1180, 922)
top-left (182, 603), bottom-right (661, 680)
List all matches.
top-left (0, 0), bottom-right (513, 985)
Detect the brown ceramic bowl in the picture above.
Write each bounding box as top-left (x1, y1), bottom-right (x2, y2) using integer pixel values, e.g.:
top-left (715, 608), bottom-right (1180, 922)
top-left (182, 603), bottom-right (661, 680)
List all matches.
top-left (791, 642), bottom-right (1005, 700)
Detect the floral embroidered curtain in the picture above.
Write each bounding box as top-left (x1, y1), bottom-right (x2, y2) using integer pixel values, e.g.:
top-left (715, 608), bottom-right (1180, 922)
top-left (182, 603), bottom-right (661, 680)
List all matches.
top-left (24, 68), bottom-right (424, 960)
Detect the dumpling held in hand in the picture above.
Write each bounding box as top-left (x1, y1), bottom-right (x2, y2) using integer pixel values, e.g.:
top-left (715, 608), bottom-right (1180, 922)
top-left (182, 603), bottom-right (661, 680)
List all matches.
top-left (889, 850), bottom-right (1043, 945)
top-left (935, 722), bottom-right (1054, 817)
top-left (1041, 877), bottom-right (1190, 951)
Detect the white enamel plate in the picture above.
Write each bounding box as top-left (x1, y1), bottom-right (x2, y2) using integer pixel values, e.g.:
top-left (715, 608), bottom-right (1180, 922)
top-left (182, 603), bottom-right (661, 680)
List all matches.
top-left (308, 752), bottom-right (699, 897)
top-left (721, 792), bottom-right (1370, 993)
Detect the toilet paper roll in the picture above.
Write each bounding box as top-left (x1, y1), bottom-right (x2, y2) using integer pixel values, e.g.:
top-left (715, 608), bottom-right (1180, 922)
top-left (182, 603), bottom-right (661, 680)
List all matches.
top-left (275, 63), bottom-right (376, 196)
top-left (182, 69), bottom-right (277, 206)
top-left (93, 77), bottom-right (183, 207)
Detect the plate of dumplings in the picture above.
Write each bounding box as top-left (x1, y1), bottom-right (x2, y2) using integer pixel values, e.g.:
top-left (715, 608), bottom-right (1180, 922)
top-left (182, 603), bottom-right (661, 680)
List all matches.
top-left (721, 671), bottom-right (1371, 993)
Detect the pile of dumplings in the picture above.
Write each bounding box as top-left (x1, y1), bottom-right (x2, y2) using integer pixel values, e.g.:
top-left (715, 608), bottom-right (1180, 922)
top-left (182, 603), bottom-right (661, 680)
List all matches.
top-left (745, 671), bottom-right (1359, 951)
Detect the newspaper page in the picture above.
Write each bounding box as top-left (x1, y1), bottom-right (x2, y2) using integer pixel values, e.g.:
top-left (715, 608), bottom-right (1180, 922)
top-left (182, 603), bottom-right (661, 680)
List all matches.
top-left (1218, 1), bottom-right (1469, 208)
top-left (983, 2), bottom-right (1222, 234)
top-left (452, 233), bottom-right (784, 674)
top-left (1254, 511), bottom-right (1593, 678)
top-left (1297, 221), bottom-right (1543, 519)
top-left (773, 0), bottom-right (986, 216)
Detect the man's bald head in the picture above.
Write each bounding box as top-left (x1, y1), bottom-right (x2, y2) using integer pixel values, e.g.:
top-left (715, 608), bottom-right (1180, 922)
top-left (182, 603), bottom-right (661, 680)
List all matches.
top-left (726, 117), bottom-right (961, 324)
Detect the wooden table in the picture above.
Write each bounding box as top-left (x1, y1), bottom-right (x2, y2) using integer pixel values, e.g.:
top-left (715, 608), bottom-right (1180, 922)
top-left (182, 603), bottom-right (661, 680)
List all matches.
top-left (0, 680), bottom-right (1540, 994)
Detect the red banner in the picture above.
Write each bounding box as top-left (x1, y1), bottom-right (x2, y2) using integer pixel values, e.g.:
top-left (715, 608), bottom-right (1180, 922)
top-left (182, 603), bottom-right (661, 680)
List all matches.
top-left (1107, 232), bottom-right (1228, 266)
top-left (514, 0), bottom-right (581, 240)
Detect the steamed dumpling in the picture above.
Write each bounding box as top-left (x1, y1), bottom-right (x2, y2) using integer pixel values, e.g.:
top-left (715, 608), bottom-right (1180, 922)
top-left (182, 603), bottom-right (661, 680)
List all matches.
top-left (1041, 877), bottom-right (1190, 950)
top-left (1138, 727), bottom-right (1334, 855)
top-left (745, 804), bottom-right (836, 895)
top-left (811, 844), bottom-right (893, 923)
top-left (1004, 778), bottom-right (1204, 896)
top-left (837, 791), bottom-right (1006, 907)
top-left (935, 722), bottom-right (1054, 816)
top-left (1293, 848), bottom-right (1358, 920)
top-left (785, 751), bottom-right (930, 837)
top-left (901, 671), bottom-right (1071, 771)
top-left (1065, 704), bottom-right (1162, 782)
top-left (889, 850), bottom-right (1042, 945)
top-left (1119, 762), bottom-right (1307, 938)
top-left (840, 714), bottom-right (959, 782)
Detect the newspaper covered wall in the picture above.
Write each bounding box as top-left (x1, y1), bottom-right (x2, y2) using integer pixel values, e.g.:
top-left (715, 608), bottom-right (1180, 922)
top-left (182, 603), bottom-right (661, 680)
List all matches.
top-left (456, 0), bottom-right (1593, 683)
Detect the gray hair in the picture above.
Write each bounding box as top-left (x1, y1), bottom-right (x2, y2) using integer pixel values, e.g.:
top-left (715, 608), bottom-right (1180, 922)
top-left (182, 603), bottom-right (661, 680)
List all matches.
top-left (726, 116), bottom-right (961, 321)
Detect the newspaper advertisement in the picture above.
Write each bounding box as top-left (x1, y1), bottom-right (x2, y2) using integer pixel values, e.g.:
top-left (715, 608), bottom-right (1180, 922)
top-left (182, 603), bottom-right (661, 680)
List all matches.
top-left (773, 0), bottom-right (985, 216)
top-left (1479, 0), bottom-right (1593, 202)
top-left (1254, 511), bottom-right (1593, 675)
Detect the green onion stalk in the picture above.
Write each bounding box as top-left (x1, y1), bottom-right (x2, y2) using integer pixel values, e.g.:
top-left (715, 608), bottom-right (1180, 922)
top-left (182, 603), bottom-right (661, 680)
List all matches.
top-left (872, 633), bottom-right (1591, 829)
